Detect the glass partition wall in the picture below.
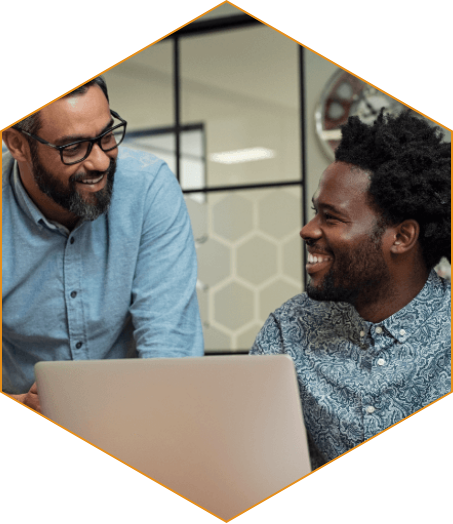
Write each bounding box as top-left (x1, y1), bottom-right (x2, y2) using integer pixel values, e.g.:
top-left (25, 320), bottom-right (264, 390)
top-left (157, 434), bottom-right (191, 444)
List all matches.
top-left (180, 24), bottom-right (303, 353)
top-left (104, 11), bottom-right (307, 354)
top-left (105, 15), bottom-right (304, 354)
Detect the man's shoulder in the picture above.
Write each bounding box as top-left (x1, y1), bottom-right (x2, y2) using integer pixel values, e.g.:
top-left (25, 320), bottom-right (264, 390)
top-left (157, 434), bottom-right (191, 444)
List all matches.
top-left (113, 147), bottom-right (179, 200)
top-left (432, 271), bottom-right (451, 297)
top-left (116, 147), bottom-right (168, 180)
top-left (252, 293), bottom-right (338, 354)
top-left (424, 270), bottom-right (451, 317)
top-left (272, 292), bottom-right (330, 322)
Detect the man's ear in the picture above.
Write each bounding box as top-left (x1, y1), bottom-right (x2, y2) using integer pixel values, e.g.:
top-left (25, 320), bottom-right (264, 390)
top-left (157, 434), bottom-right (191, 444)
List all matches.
top-left (390, 220), bottom-right (420, 255)
top-left (2, 129), bottom-right (32, 163)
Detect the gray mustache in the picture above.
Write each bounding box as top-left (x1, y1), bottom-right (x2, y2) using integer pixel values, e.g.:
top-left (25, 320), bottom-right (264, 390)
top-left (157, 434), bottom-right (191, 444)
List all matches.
top-left (70, 159), bottom-right (116, 184)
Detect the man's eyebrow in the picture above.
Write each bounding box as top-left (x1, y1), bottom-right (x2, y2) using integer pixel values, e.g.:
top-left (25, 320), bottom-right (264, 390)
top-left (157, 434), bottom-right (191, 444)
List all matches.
top-left (55, 118), bottom-right (114, 146)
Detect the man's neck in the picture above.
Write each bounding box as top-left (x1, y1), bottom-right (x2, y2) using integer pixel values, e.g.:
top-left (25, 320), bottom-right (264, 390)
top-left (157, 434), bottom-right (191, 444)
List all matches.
top-left (354, 266), bottom-right (430, 323)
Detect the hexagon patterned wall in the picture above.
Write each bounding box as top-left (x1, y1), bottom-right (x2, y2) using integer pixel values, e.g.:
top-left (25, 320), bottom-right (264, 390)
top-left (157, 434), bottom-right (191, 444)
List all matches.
top-left (187, 186), bottom-right (303, 352)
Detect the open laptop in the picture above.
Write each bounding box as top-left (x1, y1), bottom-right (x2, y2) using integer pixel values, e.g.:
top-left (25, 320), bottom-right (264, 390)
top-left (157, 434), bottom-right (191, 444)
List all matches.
top-left (35, 355), bottom-right (311, 520)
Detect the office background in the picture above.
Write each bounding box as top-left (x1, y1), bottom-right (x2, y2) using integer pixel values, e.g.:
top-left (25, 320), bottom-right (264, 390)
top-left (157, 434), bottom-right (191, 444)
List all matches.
top-left (4, 3), bottom-right (449, 354)
top-left (103, 3), bottom-right (451, 353)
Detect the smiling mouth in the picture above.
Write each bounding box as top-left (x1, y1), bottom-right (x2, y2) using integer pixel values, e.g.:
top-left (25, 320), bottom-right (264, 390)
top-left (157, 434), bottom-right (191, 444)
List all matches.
top-left (76, 174), bottom-right (105, 186)
top-left (306, 252), bottom-right (333, 274)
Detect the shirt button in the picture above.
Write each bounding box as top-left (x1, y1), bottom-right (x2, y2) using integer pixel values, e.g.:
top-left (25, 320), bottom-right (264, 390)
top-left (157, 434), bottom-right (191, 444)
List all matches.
top-left (366, 406), bottom-right (375, 414)
top-left (70, 237), bottom-right (75, 244)
top-left (377, 358), bottom-right (385, 366)
top-left (400, 329), bottom-right (406, 336)
top-left (360, 330), bottom-right (365, 337)
top-left (76, 342), bottom-right (83, 349)
top-left (375, 327), bottom-right (383, 334)
top-left (71, 291), bottom-right (77, 299)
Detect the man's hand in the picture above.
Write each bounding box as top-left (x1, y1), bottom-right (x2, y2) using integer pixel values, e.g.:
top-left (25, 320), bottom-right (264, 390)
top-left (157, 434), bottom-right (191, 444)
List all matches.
top-left (7, 382), bottom-right (41, 413)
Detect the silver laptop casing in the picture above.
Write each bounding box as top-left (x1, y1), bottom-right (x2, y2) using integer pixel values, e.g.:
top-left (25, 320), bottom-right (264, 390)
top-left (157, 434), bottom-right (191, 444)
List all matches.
top-left (35, 355), bottom-right (311, 520)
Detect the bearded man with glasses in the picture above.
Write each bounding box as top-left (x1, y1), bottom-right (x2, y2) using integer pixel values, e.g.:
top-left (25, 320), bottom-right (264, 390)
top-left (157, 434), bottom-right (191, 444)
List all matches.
top-left (2, 77), bottom-right (204, 411)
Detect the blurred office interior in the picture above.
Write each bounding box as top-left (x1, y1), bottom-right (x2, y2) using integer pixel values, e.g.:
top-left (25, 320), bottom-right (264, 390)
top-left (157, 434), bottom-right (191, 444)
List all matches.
top-left (4, 3), bottom-right (450, 353)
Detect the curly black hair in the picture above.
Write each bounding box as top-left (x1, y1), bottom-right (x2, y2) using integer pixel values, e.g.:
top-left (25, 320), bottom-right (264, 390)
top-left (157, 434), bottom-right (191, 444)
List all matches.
top-left (335, 110), bottom-right (451, 270)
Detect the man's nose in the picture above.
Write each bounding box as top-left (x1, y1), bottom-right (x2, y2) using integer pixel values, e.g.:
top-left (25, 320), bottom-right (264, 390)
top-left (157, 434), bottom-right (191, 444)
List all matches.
top-left (300, 216), bottom-right (322, 241)
top-left (84, 143), bottom-right (112, 173)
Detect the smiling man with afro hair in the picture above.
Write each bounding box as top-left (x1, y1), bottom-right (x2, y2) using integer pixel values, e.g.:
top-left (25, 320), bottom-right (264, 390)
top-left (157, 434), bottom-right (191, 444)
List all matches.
top-left (252, 109), bottom-right (451, 469)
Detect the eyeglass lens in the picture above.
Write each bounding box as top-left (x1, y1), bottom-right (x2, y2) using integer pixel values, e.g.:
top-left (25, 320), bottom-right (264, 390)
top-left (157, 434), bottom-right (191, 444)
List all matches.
top-left (62, 126), bottom-right (125, 164)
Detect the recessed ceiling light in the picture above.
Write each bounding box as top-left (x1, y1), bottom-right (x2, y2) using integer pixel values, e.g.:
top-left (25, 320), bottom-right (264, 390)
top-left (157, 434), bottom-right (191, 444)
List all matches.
top-left (210, 147), bottom-right (275, 164)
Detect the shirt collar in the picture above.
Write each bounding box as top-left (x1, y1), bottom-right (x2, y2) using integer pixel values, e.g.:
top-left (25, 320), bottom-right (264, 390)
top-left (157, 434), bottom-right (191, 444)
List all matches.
top-left (379, 270), bottom-right (447, 343)
top-left (300, 300), bottom-right (363, 342)
top-left (329, 270), bottom-right (447, 344)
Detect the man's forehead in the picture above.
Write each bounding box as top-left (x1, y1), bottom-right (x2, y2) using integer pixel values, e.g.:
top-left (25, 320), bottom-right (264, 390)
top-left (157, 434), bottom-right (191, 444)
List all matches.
top-left (66, 95), bottom-right (86, 109)
top-left (43, 85), bottom-right (100, 113)
top-left (314, 162), bottom-right (372, 209)
top-left (319, 162), bottom-right (370, 194)
top-left (39, 86), bottom-right (111, 137)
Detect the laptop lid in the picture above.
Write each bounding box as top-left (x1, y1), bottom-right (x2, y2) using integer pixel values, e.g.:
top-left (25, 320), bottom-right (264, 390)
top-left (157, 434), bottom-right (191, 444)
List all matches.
top-left (35, 355), bottom-right (311, 520)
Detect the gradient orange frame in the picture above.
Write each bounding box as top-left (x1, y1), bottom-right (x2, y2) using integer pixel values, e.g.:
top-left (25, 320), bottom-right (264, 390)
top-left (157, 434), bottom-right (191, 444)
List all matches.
top-left (0, 6), bottom-right (453, 520)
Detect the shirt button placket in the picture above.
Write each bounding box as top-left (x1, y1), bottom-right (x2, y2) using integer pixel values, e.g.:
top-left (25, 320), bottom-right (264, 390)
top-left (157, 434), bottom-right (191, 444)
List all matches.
top-left (363, 400), bottom-right (378, 439)
top-left (65, 234), bottom-right (85, 359)
top-left (359, 329), bottom-right (368, 350)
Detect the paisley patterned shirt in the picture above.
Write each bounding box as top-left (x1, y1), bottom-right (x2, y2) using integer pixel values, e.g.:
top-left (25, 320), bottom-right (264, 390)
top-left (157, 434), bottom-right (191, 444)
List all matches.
top-left (250, 271), bottom-right (451, 469)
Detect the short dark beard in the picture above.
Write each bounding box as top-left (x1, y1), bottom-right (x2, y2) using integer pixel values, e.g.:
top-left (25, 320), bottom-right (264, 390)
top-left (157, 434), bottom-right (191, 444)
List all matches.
top-left (306, 225), bottom-right (391, 307)
top-left (31, 146), bottom-right (116, 222)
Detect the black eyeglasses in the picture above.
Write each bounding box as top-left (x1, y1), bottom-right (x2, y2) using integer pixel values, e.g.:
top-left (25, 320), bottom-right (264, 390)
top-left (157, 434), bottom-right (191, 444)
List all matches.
top-left (18, 110), bottom-right (127, 165)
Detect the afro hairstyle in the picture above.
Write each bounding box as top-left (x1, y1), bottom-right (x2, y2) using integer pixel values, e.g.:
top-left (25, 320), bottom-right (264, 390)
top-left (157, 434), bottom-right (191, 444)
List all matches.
top-left (335, 110), bottom-right (451, 270)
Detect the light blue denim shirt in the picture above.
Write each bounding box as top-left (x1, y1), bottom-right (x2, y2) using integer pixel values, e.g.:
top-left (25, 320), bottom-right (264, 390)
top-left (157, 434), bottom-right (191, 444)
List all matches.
top-left (251, 271), bottom-right (451, 469)
top-left (2, 148), bottom-right (204, 394)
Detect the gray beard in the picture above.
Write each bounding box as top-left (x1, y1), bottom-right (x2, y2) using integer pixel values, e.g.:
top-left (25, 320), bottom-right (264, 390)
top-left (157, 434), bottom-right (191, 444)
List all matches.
top-left (31, 151), bottom-right (116, 221)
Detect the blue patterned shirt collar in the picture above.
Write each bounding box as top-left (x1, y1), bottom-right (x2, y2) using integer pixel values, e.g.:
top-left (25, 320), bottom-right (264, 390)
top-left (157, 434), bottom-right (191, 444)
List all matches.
top-left (302, 269), bottom-right (444, 346)
top-left (379, 270), bottom-right (444, 343)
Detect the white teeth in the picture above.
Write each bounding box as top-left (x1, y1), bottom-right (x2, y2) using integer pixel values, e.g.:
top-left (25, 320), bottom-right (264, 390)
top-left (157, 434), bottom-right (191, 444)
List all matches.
top-left (308, 253), bottom-right (331, 264)
top-left (79, 175), bottom-right (104, 185)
